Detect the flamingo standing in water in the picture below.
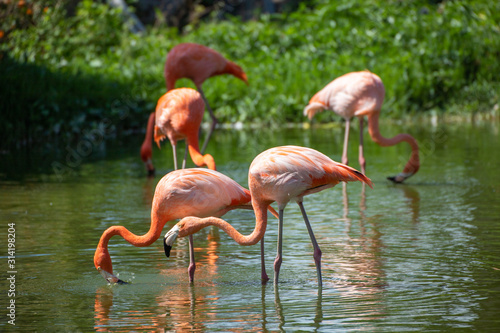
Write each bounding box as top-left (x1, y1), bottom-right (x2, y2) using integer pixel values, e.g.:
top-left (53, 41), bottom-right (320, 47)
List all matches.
top-left (164, 146), bottom-right (373, 286)
top-left (153, 87), bottom-right (216, 171)
top-left (140, 43), bottom-right (248, 174)
top-left (94, 168), bottom-right (276, 284)
top-left (304, 71), bottom-right (420, 183)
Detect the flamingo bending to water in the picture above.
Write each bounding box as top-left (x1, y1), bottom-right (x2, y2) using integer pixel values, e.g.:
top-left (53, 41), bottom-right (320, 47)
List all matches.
top-left (164, 145), bottom-right (373, 286)
top-left (140, 44), bottom-right (248, 174)
top-left (165, 43), bottom-right (248, 152)
top-left (154, 87), bottom-right (216, 171)
top-left (94, 168), bottom-right (274, 284)
top-left (304, 71), bottom-right (420, 183)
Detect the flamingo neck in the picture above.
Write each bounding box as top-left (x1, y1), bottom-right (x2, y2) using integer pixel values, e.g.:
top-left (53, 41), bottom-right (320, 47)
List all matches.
top-left (181, 200), bottom-right (269, 246)
top-left (187, 138), bottom-right (216, 170)
top-left (94, 210), bottom-right (166, 274)
top-left (367, 112), bottom-right (420, 175)
top-left (224, 61), bottom-right (248, 84)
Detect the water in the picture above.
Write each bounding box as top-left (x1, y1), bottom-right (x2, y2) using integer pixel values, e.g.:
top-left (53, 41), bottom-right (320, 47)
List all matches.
top-left (1, 119), bottom-right (499, 332)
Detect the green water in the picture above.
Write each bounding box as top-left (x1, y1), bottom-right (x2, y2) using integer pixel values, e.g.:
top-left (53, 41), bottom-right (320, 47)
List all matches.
top-left (1, 120), bottom-right (499, 332)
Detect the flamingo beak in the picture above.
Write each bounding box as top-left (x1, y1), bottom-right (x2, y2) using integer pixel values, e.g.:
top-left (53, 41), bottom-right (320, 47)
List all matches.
top-left (164, 224), bottom-right (180, 257)
top-left (97, 267), bottom-right (128, 285)
top-left (387, 172), bottom-right (414, 183)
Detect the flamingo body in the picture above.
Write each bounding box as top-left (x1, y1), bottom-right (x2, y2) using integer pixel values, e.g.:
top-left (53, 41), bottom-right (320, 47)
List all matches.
top-left (249, 146), bottom-right (370, 207)
top-left (164, 43), bottom-right (247, 90)
top-left (94, 168), bottom-right (250, 284)
top-left (154, 87), bottom-right (216, 170)
top-left (304, 71), bottom-right (420, 183)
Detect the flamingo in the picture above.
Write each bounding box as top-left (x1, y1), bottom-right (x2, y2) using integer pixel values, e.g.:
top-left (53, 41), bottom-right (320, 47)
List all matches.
top-left (304, 71), bottom-right (420, 183)
top-left (164, 145), bottom-right (373, 286)
top-left (94, 168), bottom-right (276, 284)
top-left (140, 44), bottom-right (248, 174)
top-left (164, 43), bottom-right (248, 153)
top-left (154, 87), bottom-right (216, 171)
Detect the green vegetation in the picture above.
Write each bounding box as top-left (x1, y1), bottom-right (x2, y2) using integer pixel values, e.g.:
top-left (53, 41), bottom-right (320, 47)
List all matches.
top-left (1, 0), bottom-right (499, 149)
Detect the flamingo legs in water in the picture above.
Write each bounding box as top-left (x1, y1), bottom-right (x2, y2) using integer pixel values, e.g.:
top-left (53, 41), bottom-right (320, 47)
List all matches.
top-left (171, 142), bottom-right (189, 171)
top-left (273, 209), bottom-right (284, 285)
top-left (261, 236), bottom-right (269, 283)
top-left (273, 203), bottom-right (323, 286)
top-left (188, 235), bottom-right (195, 283)
top-left (196, 86), bottom-right (218, 154)
top-left (343, 117), bottom-right (367, 175)
top-left (298, 200), bottom-right (323, 287)
top-left (359, 117), bottom-right (366, 174)
top-left (342, 118), bottom-right (351, 166)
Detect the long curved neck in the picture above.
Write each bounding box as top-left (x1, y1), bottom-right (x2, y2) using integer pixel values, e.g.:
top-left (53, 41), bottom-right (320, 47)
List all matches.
top-left (141, 113), bottom-right (155, 157)
top-left (183, 200), bottom-right (269, 246)
top-left (187, 135), bottom-right (216, 170)
top-left (95, 210), bottom-right (166, 273)
top-left (367, 112), bottom-right (420, 174)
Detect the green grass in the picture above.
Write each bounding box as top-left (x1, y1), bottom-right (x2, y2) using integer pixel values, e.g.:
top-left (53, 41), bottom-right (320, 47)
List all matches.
top-left (1, 0), bottom-right (499, 149)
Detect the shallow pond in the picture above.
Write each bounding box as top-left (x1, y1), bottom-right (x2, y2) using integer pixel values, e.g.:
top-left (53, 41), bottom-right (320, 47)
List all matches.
top-left (1, 119), bottom-right (499, 332)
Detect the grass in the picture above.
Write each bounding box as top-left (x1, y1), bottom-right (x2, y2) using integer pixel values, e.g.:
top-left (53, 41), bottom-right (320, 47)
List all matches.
top-left (0, 0), bottom-right (499, 150)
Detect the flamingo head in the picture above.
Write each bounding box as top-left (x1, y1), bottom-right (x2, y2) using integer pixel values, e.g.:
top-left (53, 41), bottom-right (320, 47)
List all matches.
top-left (94, 248), bottom-right (128, 284)
top-left (140, 143), bottom-right (155, 177)
top-left (225, 61), bottom-right (248, 85)
top-left (203, 154), bottom-right (217, 171)
top-left (164, 218), bottom-right (206, 257)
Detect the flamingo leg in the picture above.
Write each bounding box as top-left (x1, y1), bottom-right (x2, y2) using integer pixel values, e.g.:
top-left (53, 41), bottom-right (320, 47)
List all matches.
top-left (297, 200), bottom-right (323, 287)
top-left (171, 143), bottom-right (178, 170)
top-left (182, 141), bottom-right (188, 169)
top-left (188, 234), bottom-right (196, 283)
top-left (196, 86), bottom-right (218, 154)
top-left (359, 117), bottom-right (366, 174)
top-left (261, 236), bottom-right (269, 284)
top-left (273, 208), bottom-right (284, 285)
top-left (342, 118), bottom-right (351, 166)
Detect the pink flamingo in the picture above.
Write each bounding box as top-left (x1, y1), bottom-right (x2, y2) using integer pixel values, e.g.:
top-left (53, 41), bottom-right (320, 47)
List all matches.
top-left (94, 168), bottom-right (276, 284)
top-left (164, 145), bottom-right (373, 286)
top-left (140, 44), bottom-right (248, 174)
top-left (154, 87), bottom-right (216, 171)
top-left (164, 43), bottom-right (248, 152)
top-left (304, 71), bottom-right (420, 183)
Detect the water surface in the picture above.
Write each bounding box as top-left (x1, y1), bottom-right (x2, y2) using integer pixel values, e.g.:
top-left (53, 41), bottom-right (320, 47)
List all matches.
top-left (1, 120), bottom-right (499, 331)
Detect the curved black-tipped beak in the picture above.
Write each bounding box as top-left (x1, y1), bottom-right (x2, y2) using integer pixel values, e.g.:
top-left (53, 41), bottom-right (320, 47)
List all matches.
top-left (387, 176), bottom-right (403, 183)
top-left (147, 168), bottom-right (156, 177)
top-left (388, 171), bottom-right (414, 184)
top-left (164, 241), bottom-right (172, 257)
top-left (164, 225), bottom-right (180, 258)
top-left (98, 267), bottom-right (129, 285)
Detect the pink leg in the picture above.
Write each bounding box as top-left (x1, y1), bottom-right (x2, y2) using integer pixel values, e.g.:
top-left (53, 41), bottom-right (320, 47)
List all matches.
top-left (297, 201), bottom-right (322, 287)
top-left (359, 117), bottom-right (366, 174)
top-left (273, 209), bottom-right (284, 285)
top-left (197, 86), bottom-right (218, 154)
top-left (261, 237), bottom-right (269, 284)
top-left (342, 118), bottom-right (351, 165)
top-left (171, 143), bottom-right (178, 170)
top-left (188, 235), bottom-right (196, 283)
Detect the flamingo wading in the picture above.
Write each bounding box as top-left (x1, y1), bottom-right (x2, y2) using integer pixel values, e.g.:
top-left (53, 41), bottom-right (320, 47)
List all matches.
top-left (140, 44), bottom-right (247, 175)
top-left (94, 168), bottom-right (260, 284)
top-left (154, 87), bottom-right (216, 171)
top-left (164, 43), bottom-right (248, 153)
top-left (304, 71), bottom-right (420, 183)
top-left (164, 145), bottom-right (373, 286)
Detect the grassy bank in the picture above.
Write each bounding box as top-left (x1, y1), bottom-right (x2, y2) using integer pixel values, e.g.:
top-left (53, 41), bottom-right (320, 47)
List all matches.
top-left (1, 0), bottom-right (499, 149)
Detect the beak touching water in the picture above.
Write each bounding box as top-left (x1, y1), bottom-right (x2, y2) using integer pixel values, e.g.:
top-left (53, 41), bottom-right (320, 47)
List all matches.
top-left (164, 224), bottom-right (180, 257)
top-left (97, 267), bottom-right (128, 285)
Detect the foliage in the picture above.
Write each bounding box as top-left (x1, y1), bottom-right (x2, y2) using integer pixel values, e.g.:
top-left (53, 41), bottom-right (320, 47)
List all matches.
top-left (0, 0), bottom-right (499, 149)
